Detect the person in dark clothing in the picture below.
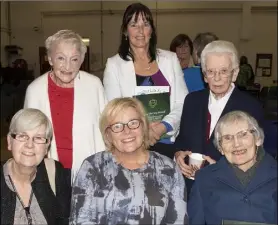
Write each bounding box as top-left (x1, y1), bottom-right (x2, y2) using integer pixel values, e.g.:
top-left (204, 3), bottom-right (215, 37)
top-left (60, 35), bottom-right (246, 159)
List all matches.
top-left (1, 108), bottom-right (70, 225)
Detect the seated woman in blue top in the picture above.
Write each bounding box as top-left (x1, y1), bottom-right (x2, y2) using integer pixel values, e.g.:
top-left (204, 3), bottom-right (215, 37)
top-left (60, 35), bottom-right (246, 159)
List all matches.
top-left (170, 33), bottom-right (205, 93)
top-left (188, 110), bottom-right (277, 225)
top-left (70, 97), bottom-right (188, 225)
top-left (103, 3), bottom-right (188, 159)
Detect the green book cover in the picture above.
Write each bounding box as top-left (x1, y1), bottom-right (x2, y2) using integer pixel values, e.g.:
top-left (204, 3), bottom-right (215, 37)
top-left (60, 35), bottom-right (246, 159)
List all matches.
top-left (222, 220), bottom-right (275, 225)
top-left (134, 92), bottom-right (170, 123)
top-left (134, 92), bottom-right (171, 139)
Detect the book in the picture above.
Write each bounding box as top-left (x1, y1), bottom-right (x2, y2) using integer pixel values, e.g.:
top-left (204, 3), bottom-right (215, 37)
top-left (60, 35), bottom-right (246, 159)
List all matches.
top-left (134, 86), bottom-right (171, 139)
top-left (222, 219), bottom-right (276, 225)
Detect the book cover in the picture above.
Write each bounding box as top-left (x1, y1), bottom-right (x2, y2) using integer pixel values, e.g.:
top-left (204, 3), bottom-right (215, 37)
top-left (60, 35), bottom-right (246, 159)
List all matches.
top-left (222, 220), bottom-right (275, 225)
top-left (134, 92), bottom-right (170, 123)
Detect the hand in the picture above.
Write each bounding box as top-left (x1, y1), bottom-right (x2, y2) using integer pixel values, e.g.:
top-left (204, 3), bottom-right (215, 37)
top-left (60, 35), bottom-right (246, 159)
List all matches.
top-left (175, 150), bottom-right (193, 178)
top-left (202, 155), bottom-right (216, 165)
top-left (149, 122), bottom-right (166, 146)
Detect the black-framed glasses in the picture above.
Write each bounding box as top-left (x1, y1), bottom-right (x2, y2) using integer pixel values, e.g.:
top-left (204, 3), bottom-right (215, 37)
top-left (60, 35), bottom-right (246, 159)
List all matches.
top-left (220, 129), bottom-right (255, 146)
top-left (107, 119), bottom-right (141, 133)
top-left (205, 68), bottom-right (234, 78)
top-left (10, 133), bottom-right (48, 144)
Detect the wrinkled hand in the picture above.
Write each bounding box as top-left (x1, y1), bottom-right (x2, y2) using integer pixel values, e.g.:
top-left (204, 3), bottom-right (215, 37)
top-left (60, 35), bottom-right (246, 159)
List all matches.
top-left (175, 150), bottom-right (193, 178)
top-left (149, 122), bottom-right (167, 146)
top-left (202, 155), bottom-right (216, 164)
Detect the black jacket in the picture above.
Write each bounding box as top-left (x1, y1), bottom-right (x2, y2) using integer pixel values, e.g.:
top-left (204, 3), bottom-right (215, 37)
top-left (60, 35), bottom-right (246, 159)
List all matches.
top-left (175, 87), bottom-right (264, 161)
top-left (1, 160), bottom-right (71, 225)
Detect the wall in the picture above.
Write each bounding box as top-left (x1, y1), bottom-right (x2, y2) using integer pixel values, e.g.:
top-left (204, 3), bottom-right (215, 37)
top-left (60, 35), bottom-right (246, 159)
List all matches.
top-left (7, 1), bottom-right (277, 86)
top-left (0, 1), bottom-right (10, 67)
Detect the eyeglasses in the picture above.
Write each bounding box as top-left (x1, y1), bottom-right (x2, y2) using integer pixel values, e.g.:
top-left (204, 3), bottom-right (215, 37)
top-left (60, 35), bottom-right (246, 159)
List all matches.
top-left (107, 119), bottom-right (141, 133)
top-left (205, 68), bottom-right (234, 78)
top-left (10, 133), bottom-right (48, 144)
top-left (220, 129), bottom-right (255, 146)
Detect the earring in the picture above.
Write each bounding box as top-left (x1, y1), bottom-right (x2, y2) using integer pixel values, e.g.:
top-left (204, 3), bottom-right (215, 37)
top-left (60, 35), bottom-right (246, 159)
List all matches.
top-left (125, 35), bottom-right (128, 40)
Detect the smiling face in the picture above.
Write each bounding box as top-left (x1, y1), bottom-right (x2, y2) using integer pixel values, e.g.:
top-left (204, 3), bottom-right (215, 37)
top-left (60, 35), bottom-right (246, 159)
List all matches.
top-left (204, 53), bottom-right (238, 99)
top-left (48, 41), bottom-right (83, 87)
top-left (176, 42), bottom-right (191, 60)
top-left (107, 107), bottom-right (144, 154)
top-left (7, 125), bottom-right (49, 168)
top-left (126, 13), bottom-right (152, 50)
top-left (219, 121), bottom-right (261, 171)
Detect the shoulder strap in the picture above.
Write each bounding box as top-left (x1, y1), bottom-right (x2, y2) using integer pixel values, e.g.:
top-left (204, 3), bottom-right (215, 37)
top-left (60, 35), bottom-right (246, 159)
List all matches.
top-left (44, 158), bottom-right (56, 195)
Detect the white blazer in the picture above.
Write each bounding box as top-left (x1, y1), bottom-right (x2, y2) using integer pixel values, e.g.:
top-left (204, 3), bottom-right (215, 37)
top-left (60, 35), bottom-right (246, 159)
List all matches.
top-left (103, 49), bottom-right (188, 141)
top-left (24, 71), bottom-right (107, 183)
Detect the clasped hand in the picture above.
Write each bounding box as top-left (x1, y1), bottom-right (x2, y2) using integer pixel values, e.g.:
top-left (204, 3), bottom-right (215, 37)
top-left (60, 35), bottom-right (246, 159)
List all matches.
top-left (175, 150), bottom-right (216, 178)
top-left (149, 122), bottom-right (167, 146)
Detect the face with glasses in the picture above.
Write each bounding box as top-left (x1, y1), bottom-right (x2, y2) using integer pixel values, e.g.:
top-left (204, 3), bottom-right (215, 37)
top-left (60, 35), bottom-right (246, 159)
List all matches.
top-left (7, 125), bottom-right (50, 168)
top-left (126, 13), bottom-right (152, 50)
top-left (48, 41), bottom-right (83, 87)
top-left (219, 121), bottom-right (261, 170)
top-left (106, 107), bottom-right (145, 154)
top-left (204, 53), bottom-right (238, 99)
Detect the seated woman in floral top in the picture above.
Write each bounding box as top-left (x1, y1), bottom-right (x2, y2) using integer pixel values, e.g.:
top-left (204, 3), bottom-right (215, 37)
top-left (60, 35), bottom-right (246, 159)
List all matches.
top-left (70, 97), bottom-right (188, 225)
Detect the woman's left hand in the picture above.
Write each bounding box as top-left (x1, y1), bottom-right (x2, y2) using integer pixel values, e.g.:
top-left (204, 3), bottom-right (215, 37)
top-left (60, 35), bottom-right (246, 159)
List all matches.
top-left (149, 122), bottom-right (167, 146)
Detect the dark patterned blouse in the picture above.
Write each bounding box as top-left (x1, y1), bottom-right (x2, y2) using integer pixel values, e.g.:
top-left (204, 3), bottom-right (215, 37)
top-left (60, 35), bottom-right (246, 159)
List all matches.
top-left (70, 151), bottom-right (188, 225)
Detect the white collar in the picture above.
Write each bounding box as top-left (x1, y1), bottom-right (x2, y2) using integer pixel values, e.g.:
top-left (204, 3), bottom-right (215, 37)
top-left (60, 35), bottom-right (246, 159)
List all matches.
top-left (209, 83), bottom-right (235, 104)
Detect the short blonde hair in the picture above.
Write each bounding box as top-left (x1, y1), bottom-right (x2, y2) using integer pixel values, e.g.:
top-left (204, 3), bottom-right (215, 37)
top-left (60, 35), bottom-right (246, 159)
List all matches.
top-left (201, 40), bottom-right (239, 72)
top-left (214, 110), bottom-right (264, 150)
top-left (9, 108), bottom-right (53, 140)
top-left (100, 97), bottom-right (149, 151)
top-left (45, 29), bottom-right (87, 59)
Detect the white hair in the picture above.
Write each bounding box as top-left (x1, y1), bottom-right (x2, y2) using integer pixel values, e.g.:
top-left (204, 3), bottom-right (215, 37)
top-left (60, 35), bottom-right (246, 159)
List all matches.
top-left (9, 108), bottom-right (53, 140)
top-left (45, 29), bottom-right (87, 59)
top-left (201, 40), bottom-right (239, 72)
top-left (214, 110), bottom-right (264, 150)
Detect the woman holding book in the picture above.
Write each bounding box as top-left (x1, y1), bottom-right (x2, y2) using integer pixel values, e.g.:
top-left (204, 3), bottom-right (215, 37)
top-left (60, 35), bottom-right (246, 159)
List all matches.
top-left (103, 3), bottom-right (188, 159)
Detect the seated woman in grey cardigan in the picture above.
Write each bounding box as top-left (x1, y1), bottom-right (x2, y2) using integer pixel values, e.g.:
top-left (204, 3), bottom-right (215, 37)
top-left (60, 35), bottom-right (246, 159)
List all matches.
top-left (1, 108), bottom-right (70, 225)
top-left (70, 97), bottom-right (188, 225)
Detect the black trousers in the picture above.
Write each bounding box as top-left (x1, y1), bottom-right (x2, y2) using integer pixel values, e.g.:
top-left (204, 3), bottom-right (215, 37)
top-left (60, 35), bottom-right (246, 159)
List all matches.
top-left (149, 142), bottom-right (176, 159)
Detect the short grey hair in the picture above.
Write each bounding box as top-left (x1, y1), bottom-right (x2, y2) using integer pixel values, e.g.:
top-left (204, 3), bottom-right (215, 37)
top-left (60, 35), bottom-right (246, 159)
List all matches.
top-left (45, 29), bottom-right (87, 59)
top-left (201, 40), bottom-right (239, 72)
top-left (193, 32), bottom-right (219, 58)
top-left (9, 108), bottom-right (53, 140)
top-left (214, 110), bottom-right (264, 150)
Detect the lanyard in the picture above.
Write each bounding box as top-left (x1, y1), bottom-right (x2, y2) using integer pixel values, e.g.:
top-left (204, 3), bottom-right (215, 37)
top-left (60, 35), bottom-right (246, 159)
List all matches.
top-left (8, 175), bottom-right (34, 225)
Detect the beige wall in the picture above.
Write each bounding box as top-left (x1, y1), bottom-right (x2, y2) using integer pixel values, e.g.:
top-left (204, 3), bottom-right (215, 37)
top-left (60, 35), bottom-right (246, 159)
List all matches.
top-left (7, 1), bottom-right (277, 86)
top-left (1, 2), bottom-right (10, 67)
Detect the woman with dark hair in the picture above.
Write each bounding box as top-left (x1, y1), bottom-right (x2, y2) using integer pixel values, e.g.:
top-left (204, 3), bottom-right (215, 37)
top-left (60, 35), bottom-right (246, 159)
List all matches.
top-left (103, 3), bottom-right (188, 160)
top-left (170, 33), bottom-right (194, 69)
top-left (170, 33), bottom-right (205, 93)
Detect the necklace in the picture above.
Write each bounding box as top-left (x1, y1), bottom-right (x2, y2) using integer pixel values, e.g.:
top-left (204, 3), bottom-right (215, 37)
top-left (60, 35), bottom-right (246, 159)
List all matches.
top-left (145, 63), bottom-right (151, 71)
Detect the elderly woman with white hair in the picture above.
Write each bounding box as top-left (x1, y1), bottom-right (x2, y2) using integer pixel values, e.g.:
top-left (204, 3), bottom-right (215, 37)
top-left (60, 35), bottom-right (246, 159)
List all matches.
top-left (1, 108), bottom-right (70, 225)
top-left (174, 40), bottom-right (265, 195)
top-left (70, 97), bottom-right (188, 225)
top-left (188, 110), bottom-right (277, 225)
top-left (24, 30), bottom-right (106, 185)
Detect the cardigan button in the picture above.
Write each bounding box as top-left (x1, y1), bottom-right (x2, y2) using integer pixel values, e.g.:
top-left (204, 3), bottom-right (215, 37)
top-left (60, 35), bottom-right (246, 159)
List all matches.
top-left (243, 196), bottom-right (250, 203)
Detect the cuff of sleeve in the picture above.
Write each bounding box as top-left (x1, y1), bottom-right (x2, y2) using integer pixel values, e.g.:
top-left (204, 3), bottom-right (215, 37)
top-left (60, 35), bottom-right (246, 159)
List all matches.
top-left (161, 121), bottom-right (173, 133)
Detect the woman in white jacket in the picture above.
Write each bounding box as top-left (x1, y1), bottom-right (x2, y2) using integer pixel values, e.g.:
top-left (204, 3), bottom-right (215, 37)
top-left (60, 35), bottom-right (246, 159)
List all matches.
top-left (103, 3), bottom-right (188, 159)
top-left (24, 30), bottom-right (106, 185)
